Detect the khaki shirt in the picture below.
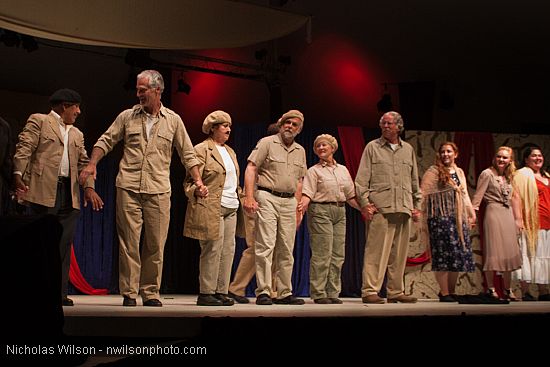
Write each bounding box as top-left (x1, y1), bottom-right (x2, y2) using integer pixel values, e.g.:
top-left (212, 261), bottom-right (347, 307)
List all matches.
top-left (302, 160), bottom-right (355, 202)
top-left (94, 104), bottom-right (199, 194)
top-left (355, 137), bottom-right (421, 214)
top-left (248, 133), bottom-right (306, 193)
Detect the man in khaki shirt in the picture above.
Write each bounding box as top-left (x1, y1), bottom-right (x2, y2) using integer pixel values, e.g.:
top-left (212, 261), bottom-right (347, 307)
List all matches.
top-left (355, 111), bottom-right (422, 304)
top-left (79, 70), bottom-right (206, 307)
top-left (243, 110), bottom-right (307, 305)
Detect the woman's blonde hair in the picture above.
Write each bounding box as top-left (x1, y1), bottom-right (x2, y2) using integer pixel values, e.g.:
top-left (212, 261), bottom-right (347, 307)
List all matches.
top-left (493, 146), bottom-right (516, 182)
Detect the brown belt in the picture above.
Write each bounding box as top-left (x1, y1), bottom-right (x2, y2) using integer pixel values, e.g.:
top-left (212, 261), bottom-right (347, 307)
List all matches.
top-left (313, 201), bottom-right (345, 207)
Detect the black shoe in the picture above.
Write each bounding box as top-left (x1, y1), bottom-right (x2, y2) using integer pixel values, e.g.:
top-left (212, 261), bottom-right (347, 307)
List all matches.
top-left (522, 292), bottom-right (536, 301)
top-left (214, 293), bottom-right (235, 306)
top-left (330, 298), bottom-right (343, 304)
top-left (256, 294), bottom-right (273, 305)
top-left (438, 293), bottom-right (457, 302)
top-left (62, 297), bottom-right (74, 306)
top-left (538, 294), bottom-right (550, 301)
top-left (197, 294), bottom-right (223, 306)
top-left (143, 298), bottom-right (163, 307)
top-left (122, 296), bottom-right (137, 307)
top-left (273, 295), bottom-right (305, 305)
top-left (228, 291), bottom-right (250, 304)
top-left (313, 298), bottom-right (332, 304)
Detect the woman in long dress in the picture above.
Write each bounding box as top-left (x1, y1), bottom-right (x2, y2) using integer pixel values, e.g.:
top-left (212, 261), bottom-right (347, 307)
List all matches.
top-left (471, 146), bottom-right (522, 300)
top-left (421, 142), bottom-right (476, 302)
top-left (513, 145), bottom-right (550, 301)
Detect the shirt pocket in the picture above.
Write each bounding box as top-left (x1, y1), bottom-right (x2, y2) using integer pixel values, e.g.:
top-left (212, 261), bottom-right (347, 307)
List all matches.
top-left (157, 131), bottom-right (173, 156)
top-left (370, 180), bottom-right (392, 208)
top-left (292, 160), bottom-right (305, 178)
top-left (126, 127), bottom-right (141, 146)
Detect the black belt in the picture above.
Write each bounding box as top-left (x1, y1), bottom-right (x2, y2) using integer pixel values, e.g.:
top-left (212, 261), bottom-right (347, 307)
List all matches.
top-left (313, 201), bottom-right (345, 207)
top-left (257, 186), bottom-right (294, 198)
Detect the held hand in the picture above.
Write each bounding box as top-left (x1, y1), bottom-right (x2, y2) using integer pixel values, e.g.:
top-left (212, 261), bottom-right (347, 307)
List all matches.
top-left (79, 164), bottom-right (97, 186)
top-left (13, 175), bottom-right (29, 200)
top-left (469, 216), bottom-right (477, 229)
top-left (244, 197), bottom-right (259, 216)
top-left (411, 208), bottom-right (421, 222)
top-left (83, 188), bottom-right (104, 211)
top-left (194, 181), bottom-right (209, 198)
top-left (361, 203), bottom-right (378, 221)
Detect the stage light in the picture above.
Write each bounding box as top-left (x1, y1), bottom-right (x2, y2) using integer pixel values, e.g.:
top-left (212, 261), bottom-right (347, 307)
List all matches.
top-left (0, 30), bottom-right (20, 47)
top-left (125, 49), bottom-right (152, 68)
top-left (21, 35), bottom-right (38, 52)
top-left (377, 93), bottom-right (393, 113)
top-left (177, 78), bottom-right (191, 94)
top-left (255, 49), bottom-right (268, 61)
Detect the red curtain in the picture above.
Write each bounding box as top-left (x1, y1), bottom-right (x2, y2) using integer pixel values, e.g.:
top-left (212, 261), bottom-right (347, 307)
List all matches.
top-left (69, 246), bottom-right (108, 295)
top-left (454, 132), bottom-right (497, 295)
top-left (337, 126), bottom-right (365, 180)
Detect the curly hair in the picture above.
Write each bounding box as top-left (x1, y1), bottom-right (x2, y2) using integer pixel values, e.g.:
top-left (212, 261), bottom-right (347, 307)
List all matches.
top-left (435, 141), bottom-right (459, 185)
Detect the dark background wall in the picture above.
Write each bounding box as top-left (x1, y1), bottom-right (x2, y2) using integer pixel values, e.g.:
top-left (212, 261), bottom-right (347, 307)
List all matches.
top-left (2, 0), bottom-right (550, 144)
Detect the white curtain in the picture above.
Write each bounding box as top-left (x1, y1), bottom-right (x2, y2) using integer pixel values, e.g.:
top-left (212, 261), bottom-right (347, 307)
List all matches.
top-left (0, 0), bottom-right (310, 49)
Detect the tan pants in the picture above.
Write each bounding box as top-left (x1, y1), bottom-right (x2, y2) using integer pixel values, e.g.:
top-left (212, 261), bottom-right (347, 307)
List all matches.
top-left (116, 188), bottom-right (171, 301)
top-left (228, 213), bottom-right (277, 297)
top-left (199, 206), bottom-right (237, 294)
top-left (361, 212), bottom-right (411, 298)
top-left (254, 190), bottom-right (297, 298)
top-left (307, 203), bottom-right (346, 299)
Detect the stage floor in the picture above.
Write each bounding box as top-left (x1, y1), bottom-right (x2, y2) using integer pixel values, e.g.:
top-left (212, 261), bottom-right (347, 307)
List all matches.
top-left (64, 294), bottom-right (550, 337)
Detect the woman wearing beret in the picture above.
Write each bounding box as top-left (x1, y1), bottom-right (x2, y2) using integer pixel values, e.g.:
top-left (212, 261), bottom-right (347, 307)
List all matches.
top-left (184, 110), bottom-right (241, 306)
top-left (300, 134), bottom-right (360, 304)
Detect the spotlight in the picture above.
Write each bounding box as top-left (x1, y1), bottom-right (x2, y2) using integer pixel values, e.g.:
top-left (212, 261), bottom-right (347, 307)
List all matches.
top-left (177, 78), bottom-right (191, 95)
top-left (21, 35), bottom-right (38, 52)
top-left (125, 49), bottom-right (152, 68)
top-left (0, 30), bottom-right (20, 47)
top-left (255, 49), bottom-right (268, 61)
top-left (377, 93), bottom-right (393, 113)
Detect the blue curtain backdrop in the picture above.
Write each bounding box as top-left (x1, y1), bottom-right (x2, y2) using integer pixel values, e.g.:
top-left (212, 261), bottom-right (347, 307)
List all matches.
top-left (71, 122), bottom-right (366, 298)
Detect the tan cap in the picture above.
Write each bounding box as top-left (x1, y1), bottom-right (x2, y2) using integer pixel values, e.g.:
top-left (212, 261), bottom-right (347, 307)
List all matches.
top-left (314, 134), bottom-right (338, 151)
top-left (202, 110), bottom-right (232, 134)
top-left (277, 109), bottom-right (304, 127)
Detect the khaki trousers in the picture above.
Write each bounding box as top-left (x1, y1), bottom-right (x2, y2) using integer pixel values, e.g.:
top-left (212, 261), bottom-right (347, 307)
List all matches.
top-left (254, 190), bottom-right (297, 298)
top-left (228, 213), bottom-right (277, 297)
top-left (307, 203), bottom-right (346, 299)
top-left (361, 212), bottom-right (411, 298)
top-left (116, 188), bottom-right (171, 301)
top-left (199, 206), bottom-right (237, 294)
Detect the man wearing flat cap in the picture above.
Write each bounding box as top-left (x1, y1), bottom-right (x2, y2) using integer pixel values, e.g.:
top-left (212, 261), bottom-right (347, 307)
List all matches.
top-left (13, 88), bottom-right (104, 307)
top-left (79, 70), bottom-right (205, 307)
top-left (243, 109), bottom-right (307, 305)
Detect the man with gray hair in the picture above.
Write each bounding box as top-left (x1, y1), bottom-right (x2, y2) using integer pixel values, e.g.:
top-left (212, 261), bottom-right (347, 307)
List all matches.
top-left (79, 70), bottom-right (207, 307)
top-left (355, 111), bottom-right (422, 304)
top-left (243, 110), bottom-right (307, 305)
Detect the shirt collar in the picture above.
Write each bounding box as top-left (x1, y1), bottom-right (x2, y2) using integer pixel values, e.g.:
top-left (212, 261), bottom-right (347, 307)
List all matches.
top-left (379, 136), bottom-right (402, 147)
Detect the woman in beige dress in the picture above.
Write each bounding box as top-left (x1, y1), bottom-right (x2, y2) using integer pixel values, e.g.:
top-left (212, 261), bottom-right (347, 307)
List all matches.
top-left (471, 146), bottom-right (522, 300)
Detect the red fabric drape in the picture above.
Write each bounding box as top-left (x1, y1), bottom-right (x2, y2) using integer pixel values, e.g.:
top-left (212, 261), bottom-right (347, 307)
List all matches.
top-left (69, 246), bottom-right (108, 295)
top-left (337, 126), bottom-right (365, 180)
top-left (454, 132), bottom-right (497, 294)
